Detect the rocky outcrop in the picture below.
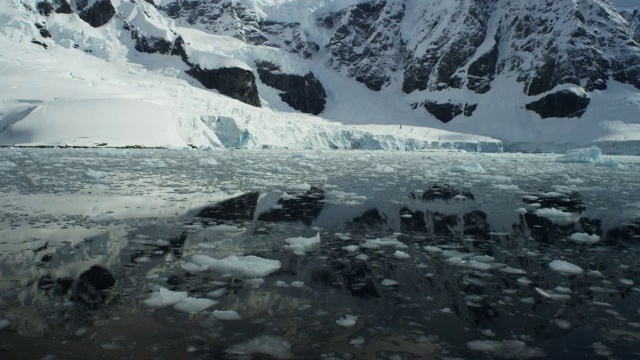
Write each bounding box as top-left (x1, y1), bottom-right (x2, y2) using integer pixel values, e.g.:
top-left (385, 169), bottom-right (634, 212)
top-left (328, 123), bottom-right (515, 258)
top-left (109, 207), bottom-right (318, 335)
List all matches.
top-left (256, 61), bottom-right (326, 115)
top-left (525, 90), bottom-right (591, 119)
top-left (323, 0), bottom-right (405, 91)
top-left (621, 9), bottom-right (640, 41)
top-left (187, 65), bottom-right (261, 107)
top-left (423, 102), bottom-right (477, 123)
top-left (78, 0), bottom-right (116, 28)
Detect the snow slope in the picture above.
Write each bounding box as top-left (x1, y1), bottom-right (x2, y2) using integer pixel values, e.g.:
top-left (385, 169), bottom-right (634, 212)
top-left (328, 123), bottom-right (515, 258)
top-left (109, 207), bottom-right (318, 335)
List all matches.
top-left (1, 0), bottom-right (639, 151)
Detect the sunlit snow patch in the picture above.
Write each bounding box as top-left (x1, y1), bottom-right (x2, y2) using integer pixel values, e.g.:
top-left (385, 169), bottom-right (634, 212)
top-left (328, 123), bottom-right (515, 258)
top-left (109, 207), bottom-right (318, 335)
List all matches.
top-left (191, 255), bottom-right (281, 277)
top-left (284, 232), bottom-right (321, 255)
top-left (226, 335), bottom-right (293, 359)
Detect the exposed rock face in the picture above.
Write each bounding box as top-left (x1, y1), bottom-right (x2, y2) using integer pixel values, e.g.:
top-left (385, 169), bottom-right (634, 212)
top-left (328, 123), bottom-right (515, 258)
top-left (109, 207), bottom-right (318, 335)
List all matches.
top-left (77, 0), bottom-right (116, 28)
top-left (621, 9), bottom-right (640, 41)
top-left (256, 61), bottom-right (326, 115)
top-left (187, 65), bottom-right (261, 107)
top-left (525, 90), bottom-right (591, 119)
top-left (422, 102), bottom-right (477, 123)
top-left (322, 0), bottom-right (405, 91)
top-left (159, 0), bottom-right (319, 58)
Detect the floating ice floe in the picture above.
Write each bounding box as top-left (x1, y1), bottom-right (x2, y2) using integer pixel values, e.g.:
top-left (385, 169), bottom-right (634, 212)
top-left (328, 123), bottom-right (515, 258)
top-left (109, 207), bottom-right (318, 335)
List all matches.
top-left (373, 164), bottom-right (395, 173)
top-left (554, 319), bottom-right (572, 330)
top-left (381, 279), bottom-right (399, 286)
top-left (568, 232), bottom-right (600, 244)
top-left (449, 160), bottom-right (486, 174)
top-left (393, 250), bottom-right (411, 259)
top-left (174, 297), bottom-right (218, 314)
top-left (361, 235), bottom-right (407, 249)
top-left (199, 157), bottom-right (219, 166)
top-left (284, 233), bottom-right (321, 255)
top-left (342, 245), bottom-right (359, 253)
top-left (207, 288), bottom-right (226, 298)
top-left (182, 262), bottom-right (208, 272)
top-left (556, 147), bottom-right (622, 168)
top-left (0, 319), bottom-right (10, 330)
top-left (467, 340), bottom-right (545, 358)
top-left (144, 287), bottom-right (189, 307)
top-left (533, 208), bottom-right (578, 225)
top-left (336, 315), bottom-right (358, 327)
top-left (226, 335), bottom-right (293, 359)
top-left (85, 169), bottom-right (108, 179)
top-left (191, 255), bottom-right (282, 278)
top-left (535, 287), bottom-right (571, 301)
top-left (549, 260), bottom-right (584, 275)
top-left (206, 224), bottom-right (241, 232)
top-left (286, 183), bottom-right (312, 192)
top-left (290, 281), bottom-right (305, 288)
top-left (212, 310), bottom-right (242, 320)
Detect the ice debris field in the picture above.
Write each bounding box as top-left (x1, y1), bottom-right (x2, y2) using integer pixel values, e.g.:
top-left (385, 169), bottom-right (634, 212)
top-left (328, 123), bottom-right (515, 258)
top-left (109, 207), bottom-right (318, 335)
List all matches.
top-left (0, 147), bottom-right (639, 359)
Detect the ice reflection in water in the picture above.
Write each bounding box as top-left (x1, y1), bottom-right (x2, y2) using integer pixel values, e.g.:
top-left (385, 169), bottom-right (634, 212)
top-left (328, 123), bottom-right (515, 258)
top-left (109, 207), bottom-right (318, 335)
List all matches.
top-left (0, 148), bottom-right (639, 359)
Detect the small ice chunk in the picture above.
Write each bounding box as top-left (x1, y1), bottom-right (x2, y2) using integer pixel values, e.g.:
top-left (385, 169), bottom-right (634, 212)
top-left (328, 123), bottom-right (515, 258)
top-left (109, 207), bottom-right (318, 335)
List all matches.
top-left (355, 254), bottom-right (369, 261)
top-left (287, 183), bottom-right (312, 192)
top-left (191, 255), bottom-right (281, 278)
top-left (534, 208), bottom-right (578, 225)
top-left (423, 245), bottom-right (443, 253)
top-left (207, 288), bottom-right (226, 298)
top-left (135, 256), bottom-right (152, 263)
top-left (449, 161), bottom-right (486, 174)
top-left (85, 169), bottom-right (108, 179)
top-left (568, 233), bottom-right (600, 244)
top-left (0, 319), bottom-right (10, 331)
top-left (284, 233), bottom-right (321, 255)
top-left (207, 224), bottom-right (240, 232)
top-left (517, 277), bottom-right (533, 285)
top-left (342, 245), bottom-right (359, 253)
top-left (290, 281), bottom-right (305, 288)
top-left (187, 346), bottom-right (198, 353)
top-left (373, 164), bottom-right (395, 173)
top-left (336, 315), bottom-right (358, 327)
top-left (174, 297), bottom-right (218, 314)
top-left (554, 319), bottom-right (572, 330)
top-left (480, 329), bottom-right (496, 337)
top-left (620, 279), bottom-right (634, 286)
top-left (549, 260), bottom-right (584, 275)
top-left (350, 338), bottom-right (365, 345)
top-left (393, 250), bottom-right (411, 259)
top-left (182, 262), bottom-right (208, 272)
top-left (361, 236), bottom-right (407, 249)
top-left (500, 266), bottom-right (527, 275)
top-left (467, 340), bottom-right (545, 358)
top-left (381, 279), bottom-right (399, 286)
top-left (212, 310), bottom-right (242, 320)
top-left (227, 335), bottom-right (293, 359)
top-left (144, 287), bottom-right (188, 308)
top-left (275, 280), bottom-right (288, 287)
top-left (199, 157), bottom-right (219, 166)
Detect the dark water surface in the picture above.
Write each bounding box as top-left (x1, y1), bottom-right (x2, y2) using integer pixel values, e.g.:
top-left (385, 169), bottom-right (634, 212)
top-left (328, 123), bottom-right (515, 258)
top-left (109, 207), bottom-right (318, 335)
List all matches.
top-left (0, 149), bottom-right (639, 359)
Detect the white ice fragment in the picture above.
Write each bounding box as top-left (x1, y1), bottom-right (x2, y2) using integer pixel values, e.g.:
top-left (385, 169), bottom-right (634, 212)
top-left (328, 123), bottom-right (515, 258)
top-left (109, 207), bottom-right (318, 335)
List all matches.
top-left (191, 255), bottom-right (281, 278)
top-left (135, 256), bottom-right (152, 263)
top-left (336, 315), bottom-right (358, 327)
top-left (182, 262), bottom-right (208, 272)
top-left (284, 233), bottom-right (321, 255)
top-left (286, 183), bottom-right (311, 192)
top-left (393, 250), bottom-right (411, 259)
top-left (207, 288), bottom-right (226, 298)
top-left (85, 169), bottom-right (108, 179)
top-left (275, 280), bottom-right (288, 287)
top-left (355, 254), bottom-right (369, 261)
top-left (517, 277), bottom-right (533, 285)
top-left (373, 164), bottom-right (395, 173)
top-left (500, 266), bottom-right (527, 275)
top-left (0, 319), bottom-right (10, 331)
top-left (381, 279), bottom-right (399, 286)
top-left (206, 224), bottom-right (240, 232)
top-left (423, 245), bottom-right (443, 253)
top-left (187, 346), bottom-right (198, 353)
top-left (449, 161), bottom-right (486, 174)
top-left (227, 335), bottom-right (292, 359)
top-left (361, 236), bottom-right (407, 249)
top-left (349, 338), bottom-right (365, 345)
top-left (212, 310), bottom-right (242, 320)
top-left (515, 208), bottom-right (528, 214)
top-left (534, 208), bottom-right (578, 225)
top-left (290, 281), bottom-right (305, 288)
top-left (557, 147), bottom-right (623, 167)
top-left (549, 260), bottom-right (584, 275)
top-left (467, 340), bottom-right (545, 358)
top-left (342, 245), bottom-right (359, 253)
top-left (174, 297), bottom-right (218, 314)
top-left (620, 279), bottom-right (634, 286)
top-left (535, 288), bottom-right (571, 301)
top-left (480, 329), bottom-right (496, 337)
top-left (568, 233), bottom-right (600, 244)
top-left (199, 157), bottom-right (219, 166)
top-left (144, 287), bottom-right (188, 308)
top-left (554, 319), bottom-right (572, 330)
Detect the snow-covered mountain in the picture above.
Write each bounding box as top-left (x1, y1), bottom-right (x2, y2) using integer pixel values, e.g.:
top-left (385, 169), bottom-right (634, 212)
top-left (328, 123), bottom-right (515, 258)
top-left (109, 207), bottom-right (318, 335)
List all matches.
top-left (1, 0), bottom-right (639, 150)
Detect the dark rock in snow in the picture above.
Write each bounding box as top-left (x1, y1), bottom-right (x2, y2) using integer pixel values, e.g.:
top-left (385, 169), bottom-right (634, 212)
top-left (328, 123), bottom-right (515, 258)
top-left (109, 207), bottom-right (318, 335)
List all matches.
top-left (130, 29), bottom-right (173, 54)
top-left (54, 0), bottom-right (73, 14)
top-left (186, 65), bottom-right (261, 107)
top-left (72, 265), bottom-right (116, 308)
top-left (423, 102), bottom-right (477, 123)
top-left (78, 0), bottom-right (116, 28)
top-left (35, 23), bottom-right (52, 38)
top-left (412, 184), bottom-right (475, 202)
top-left (348, 208), bottom-right (388, 231)
top-left (525, 90), bottom-right (591, 119)
top-left (36, 1), bottom-right (54, 16)
top-left (256, 61), bottom-right (327, 115)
